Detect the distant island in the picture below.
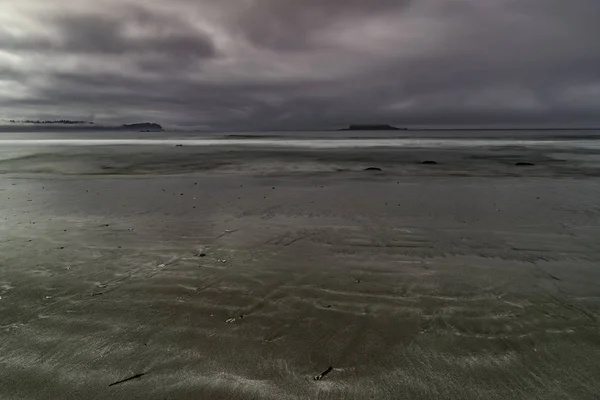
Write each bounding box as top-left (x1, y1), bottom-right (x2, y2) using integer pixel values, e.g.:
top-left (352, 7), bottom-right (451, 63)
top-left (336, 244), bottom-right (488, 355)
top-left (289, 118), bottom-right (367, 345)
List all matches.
top-left (8, 119), bottom-right (93, 125)
top-left (339, 124), bottom-right (406, 131)
top-left (0, 120), bottom-right (163, 132)
top-left (120, 123), bottom-right (163, 132)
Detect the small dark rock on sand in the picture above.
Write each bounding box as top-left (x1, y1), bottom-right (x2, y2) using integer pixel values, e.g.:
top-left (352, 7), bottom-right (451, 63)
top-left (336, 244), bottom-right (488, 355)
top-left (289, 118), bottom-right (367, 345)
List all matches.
top-left (421, 160), bottom-right (438, 165)
top-left (364, 167), bottom-right (382, 171)
top-left (515, 162), bottom-right (535, 166)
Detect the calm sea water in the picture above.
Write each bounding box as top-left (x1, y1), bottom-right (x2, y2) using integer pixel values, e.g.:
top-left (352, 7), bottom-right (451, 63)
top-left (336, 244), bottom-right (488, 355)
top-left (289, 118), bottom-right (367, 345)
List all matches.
top-left (1, 129), bottom-right (600, 149)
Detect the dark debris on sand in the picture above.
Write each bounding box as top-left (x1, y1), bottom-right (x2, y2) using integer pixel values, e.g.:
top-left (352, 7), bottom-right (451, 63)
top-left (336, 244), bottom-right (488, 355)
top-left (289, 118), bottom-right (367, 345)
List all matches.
top-left (108, 373), bottom-right (145, 387)
top-left (314, 366), bottom-right (334, 381)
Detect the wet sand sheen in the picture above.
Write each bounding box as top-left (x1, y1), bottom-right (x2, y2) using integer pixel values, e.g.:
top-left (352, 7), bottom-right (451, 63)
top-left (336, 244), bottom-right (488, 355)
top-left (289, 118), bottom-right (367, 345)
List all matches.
top-left (1, 145), bottom-right (600, 399)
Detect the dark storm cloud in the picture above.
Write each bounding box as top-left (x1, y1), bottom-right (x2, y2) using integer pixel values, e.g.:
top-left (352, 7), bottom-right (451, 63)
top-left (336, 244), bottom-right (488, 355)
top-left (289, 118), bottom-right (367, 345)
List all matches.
top-left (2, 0), bottom-right (600, 128)
top-left (229, 0), bottom-right (412, 50)
top-left (53, 9), bottom-right (216, 59)
top-left (0, 6), bottom-right (216, 72)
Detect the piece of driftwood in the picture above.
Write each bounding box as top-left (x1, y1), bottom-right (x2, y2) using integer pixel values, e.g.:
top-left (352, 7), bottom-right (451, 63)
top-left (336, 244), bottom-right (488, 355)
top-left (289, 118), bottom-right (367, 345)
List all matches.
top-left (314, 366), bottom-right (333, 381)
top-left (109, 373), bottom-right (145, 387)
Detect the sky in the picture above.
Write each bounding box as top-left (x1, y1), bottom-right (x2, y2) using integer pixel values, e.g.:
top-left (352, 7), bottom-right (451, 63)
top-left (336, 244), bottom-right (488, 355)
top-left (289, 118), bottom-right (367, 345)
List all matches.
top-left (1, 0), bottom-right (600, 130)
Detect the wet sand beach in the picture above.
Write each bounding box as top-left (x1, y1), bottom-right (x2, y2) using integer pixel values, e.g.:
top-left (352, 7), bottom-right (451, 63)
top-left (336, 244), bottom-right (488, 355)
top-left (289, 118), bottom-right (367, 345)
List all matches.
top-left (1, 137), bottom-right (600, 399)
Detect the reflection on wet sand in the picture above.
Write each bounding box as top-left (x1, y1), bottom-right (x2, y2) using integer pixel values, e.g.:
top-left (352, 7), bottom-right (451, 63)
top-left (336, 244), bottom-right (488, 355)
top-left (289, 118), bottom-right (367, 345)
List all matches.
top-left (1, 142), bottom-right (600, 399)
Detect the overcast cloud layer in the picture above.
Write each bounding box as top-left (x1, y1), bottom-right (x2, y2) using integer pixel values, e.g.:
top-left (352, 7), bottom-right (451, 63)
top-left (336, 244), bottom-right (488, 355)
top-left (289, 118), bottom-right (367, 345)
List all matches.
top-left (1, 0), bottom-right (600, 129)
